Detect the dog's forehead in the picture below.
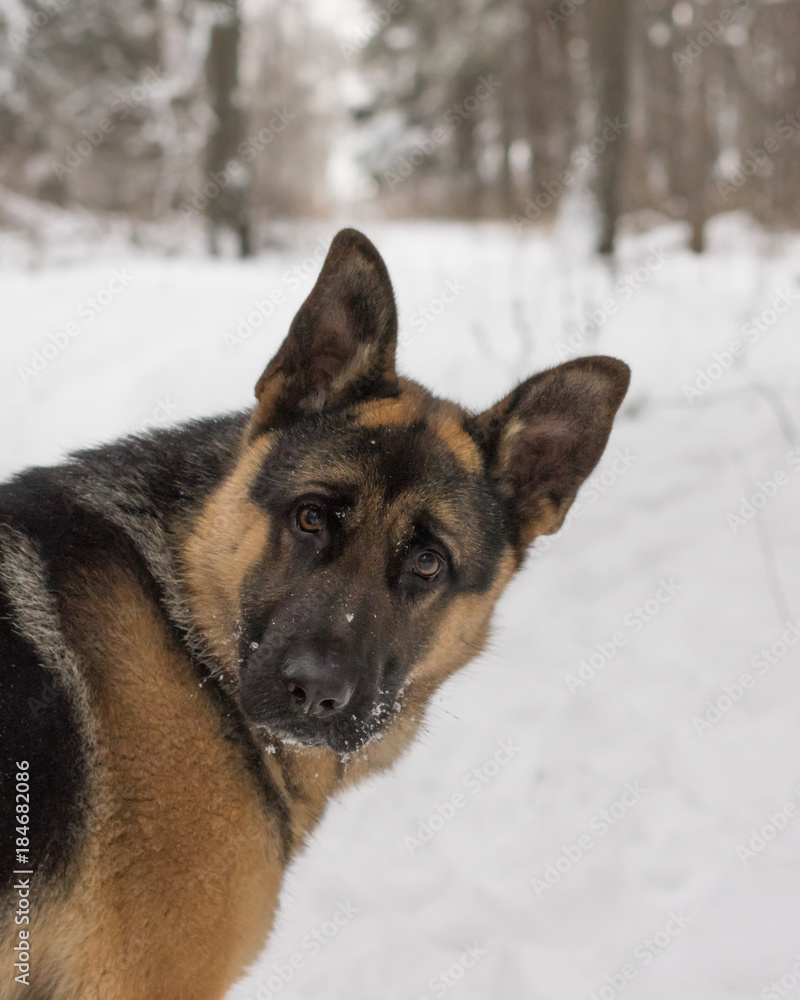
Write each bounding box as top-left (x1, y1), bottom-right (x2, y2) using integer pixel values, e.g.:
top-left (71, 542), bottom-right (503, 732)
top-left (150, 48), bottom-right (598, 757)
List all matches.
top-left (256, 386), bottom-right (485, 502)
top-left (246, 389), bottom-right (505, 582)
top-left (357, 390), bottom-right (482, 474)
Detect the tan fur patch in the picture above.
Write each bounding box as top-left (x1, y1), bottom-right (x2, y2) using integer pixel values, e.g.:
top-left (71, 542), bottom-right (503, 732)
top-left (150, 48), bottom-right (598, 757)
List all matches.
top-left (330, 341), bottom-right (381, 400)
top-left (29, 565), bottom-right (285, 1000)
top-left (254, 371), bottom-right (287, 429)
top-left (497, 415), bottom-right (525, 472)
top-left (395, 378), bottom-right (431, 408)
top-left (179, 435), bottom-right (274, 674)
top-left (278, 745), bottom-right (343, 841)
top-left (408, 548), bottom-right (516, 690)
top-left (357, 395), bottom-right (417, 428)
top-left (430, 412), bottom-right (482, 474)
top-left (358, 382), bottom-right (481, 475)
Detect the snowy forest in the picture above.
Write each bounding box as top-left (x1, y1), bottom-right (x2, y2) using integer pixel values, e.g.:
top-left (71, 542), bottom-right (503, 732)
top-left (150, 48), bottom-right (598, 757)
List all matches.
top-left (2, 0), bottom-right (800, 254)
top-left (3, 3), bottom-right (800, 999)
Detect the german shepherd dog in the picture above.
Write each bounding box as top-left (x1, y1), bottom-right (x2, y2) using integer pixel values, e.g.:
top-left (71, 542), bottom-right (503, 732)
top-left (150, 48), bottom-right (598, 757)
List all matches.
top-left (0, 229), bottom-right (629, 999)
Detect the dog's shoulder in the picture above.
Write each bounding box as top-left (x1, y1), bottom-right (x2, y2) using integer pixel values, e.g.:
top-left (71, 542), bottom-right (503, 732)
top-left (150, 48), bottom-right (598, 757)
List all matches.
top-left (0, 418), bottom-right (236, 882)
top-left (0, 413), bottom-right (267, 895)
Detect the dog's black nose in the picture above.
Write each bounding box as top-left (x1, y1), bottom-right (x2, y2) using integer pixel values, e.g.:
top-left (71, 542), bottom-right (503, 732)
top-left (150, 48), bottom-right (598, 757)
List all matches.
top-left (282, 650), bottom-right (354, 719)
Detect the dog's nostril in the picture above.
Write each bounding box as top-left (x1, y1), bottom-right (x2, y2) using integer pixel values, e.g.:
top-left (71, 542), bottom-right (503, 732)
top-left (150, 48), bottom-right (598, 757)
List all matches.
top-left (282, 649), bottom-right (354, 719)
top-left (287, 682), bottom-right (307, 705)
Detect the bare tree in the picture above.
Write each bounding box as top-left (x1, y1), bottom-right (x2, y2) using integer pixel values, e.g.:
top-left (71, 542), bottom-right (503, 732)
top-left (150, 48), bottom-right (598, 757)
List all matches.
top-left (587, 0), bottom-right (631, 254)
top-left (204, 0), bottom-right (252, 256)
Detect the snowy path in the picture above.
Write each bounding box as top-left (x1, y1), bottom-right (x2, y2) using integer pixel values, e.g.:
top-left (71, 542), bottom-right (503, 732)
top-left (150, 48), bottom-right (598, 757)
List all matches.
top-left (2, 215), bottom-right (800, 1000)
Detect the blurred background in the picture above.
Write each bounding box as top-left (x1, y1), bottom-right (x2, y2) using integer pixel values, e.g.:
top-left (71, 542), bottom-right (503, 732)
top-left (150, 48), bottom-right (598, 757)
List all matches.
top-left (3, 3), bottom-right (800, 999)
top-left (2, 0), bottom-right (800, 255)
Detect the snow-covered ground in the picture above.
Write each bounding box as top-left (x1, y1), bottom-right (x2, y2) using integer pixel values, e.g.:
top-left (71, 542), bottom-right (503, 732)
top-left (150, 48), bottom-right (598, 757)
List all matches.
top-left (2, 211), bottom-right (800, 1000)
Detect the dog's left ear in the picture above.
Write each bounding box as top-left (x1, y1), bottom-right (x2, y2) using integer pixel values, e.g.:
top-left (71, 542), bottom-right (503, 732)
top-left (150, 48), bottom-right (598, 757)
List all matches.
top-left (469, 356), bottom-right (630, 548)
top-left (254, 228), bottom-right (398, 427)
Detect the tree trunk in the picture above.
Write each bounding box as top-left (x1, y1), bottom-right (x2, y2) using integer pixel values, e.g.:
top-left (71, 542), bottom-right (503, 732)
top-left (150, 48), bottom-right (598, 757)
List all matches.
top-left (587, 0), bottom-right (631, 255)
top-left (205, 2), bottom-right (252, 258)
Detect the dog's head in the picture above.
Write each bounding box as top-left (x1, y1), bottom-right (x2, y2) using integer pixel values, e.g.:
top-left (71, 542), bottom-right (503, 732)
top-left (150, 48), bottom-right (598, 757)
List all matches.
top-left (184, 229), bottom-right (630, 754)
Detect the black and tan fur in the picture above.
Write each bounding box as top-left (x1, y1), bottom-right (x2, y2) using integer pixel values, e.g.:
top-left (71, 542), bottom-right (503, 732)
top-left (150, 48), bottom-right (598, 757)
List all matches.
top-left (0, 229), bottom-right (630, 999)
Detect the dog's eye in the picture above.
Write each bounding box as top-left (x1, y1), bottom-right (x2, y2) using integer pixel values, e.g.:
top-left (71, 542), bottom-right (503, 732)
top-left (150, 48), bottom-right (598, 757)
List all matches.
top-left (297, 504), bottom-right (325, 533)
top-left (412, 550), bottom-right (442, 580)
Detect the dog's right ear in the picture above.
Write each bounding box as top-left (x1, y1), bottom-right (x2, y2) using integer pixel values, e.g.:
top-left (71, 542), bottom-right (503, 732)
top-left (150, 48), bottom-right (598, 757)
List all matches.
top-left (254, 229), bottom-right (399, 429)
top-left (469, 356), bottom-right (630, 552)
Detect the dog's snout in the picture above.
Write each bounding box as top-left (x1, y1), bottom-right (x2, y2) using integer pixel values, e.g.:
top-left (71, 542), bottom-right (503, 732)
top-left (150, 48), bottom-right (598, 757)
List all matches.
top-left (282, 649), bottom-right (354, 719)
